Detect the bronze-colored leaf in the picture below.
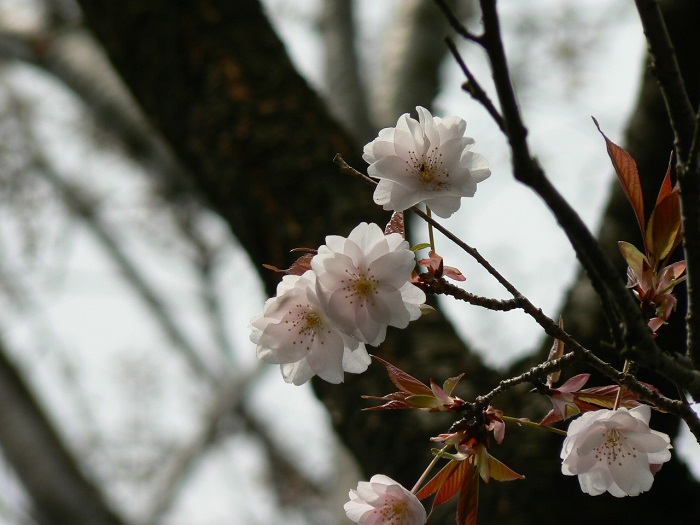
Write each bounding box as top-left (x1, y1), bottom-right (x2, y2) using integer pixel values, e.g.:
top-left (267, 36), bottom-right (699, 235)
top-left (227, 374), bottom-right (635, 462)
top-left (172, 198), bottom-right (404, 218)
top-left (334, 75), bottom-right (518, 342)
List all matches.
top-left (372, 355), bottom-right (433, 396)
top-left (384, 211), bottom-right (405, 236)
top-left (434, 459), bottom-right (472, 508)
top-left (647, 189), bottom-right (682, 266)
top-left (416, 459), bottom-right (460, 500)
top-left (443, 373), bottom-right (465, 396)
top-left (456, 466), bottom-right (479, 525)
top-left (593, 117), bottom-right (646, 245)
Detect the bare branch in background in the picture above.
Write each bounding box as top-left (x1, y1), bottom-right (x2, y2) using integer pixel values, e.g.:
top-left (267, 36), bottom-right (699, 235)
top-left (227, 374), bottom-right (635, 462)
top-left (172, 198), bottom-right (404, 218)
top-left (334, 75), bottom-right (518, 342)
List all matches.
top-left (4, 92), bottom-right (218, 384)
top-left (0, 333), bottom-right (128, 525)
top-left (633, 0), bottom-right (700, 370)
top-left (144, 366), bottom-right (263, 524)
top-left (0, 25), bottom-right (194, 202)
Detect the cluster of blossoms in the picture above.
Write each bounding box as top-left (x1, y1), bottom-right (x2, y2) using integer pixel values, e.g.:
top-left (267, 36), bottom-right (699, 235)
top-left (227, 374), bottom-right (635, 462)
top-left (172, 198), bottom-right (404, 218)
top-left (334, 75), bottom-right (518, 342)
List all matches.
top-left (251, 222), bottom-right (426, 385)
top-left (250, 107), bottom-right (677, 524)
top-left (251, 106), bottom-right (487, 385)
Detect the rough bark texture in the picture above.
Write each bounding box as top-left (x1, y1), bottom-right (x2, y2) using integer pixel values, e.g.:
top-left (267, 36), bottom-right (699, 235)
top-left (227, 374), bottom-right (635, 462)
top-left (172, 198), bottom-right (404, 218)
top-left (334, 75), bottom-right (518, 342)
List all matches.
top-left (68, 0), bottom-right (700, 523)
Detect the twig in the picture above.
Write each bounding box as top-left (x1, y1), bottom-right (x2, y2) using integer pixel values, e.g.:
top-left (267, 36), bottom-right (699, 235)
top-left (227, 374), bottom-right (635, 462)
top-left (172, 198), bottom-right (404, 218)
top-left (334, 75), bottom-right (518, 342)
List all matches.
top-left (420, 274), bottom-right (520, 311)
top-left (144, 365), bottom-right (267, 524)
top-left (7, 92), bottom-right (217, 384)
top-left (680, 105), bottom-right (700, 369)
top-left (474, 352), bottom-right (578, 408)
top-left (444, 37), bottom-right (506, 133)
top-left (434, 0), bottom-right (482, 43)
top-left (633, 0), bottom-right (700, 372)
top-left (472, 1), bottom-right (700, 397)
top-left (633, 0), bottom-right (695, 160)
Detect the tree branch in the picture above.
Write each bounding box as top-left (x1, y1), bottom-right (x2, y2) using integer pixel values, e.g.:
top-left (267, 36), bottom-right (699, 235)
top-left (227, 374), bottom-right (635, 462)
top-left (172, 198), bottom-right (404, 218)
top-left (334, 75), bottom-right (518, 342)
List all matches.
top-left (0, 335), bottom-right (128, 525)
top-left (632, 0), bottom-right (700, 371)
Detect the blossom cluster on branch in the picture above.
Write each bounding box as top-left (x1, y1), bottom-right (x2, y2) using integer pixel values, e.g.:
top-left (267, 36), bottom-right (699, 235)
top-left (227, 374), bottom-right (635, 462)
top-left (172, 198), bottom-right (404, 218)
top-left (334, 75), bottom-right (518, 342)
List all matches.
top-left (250, 67), bottom-right (683, 524)
top-left (251, 221), bottom-right (426, 385)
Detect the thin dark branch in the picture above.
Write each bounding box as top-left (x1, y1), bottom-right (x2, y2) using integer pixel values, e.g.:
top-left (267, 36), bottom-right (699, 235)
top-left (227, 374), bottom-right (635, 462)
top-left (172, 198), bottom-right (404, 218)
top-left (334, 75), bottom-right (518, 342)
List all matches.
top-left (472, 1), bottom-right (700, 395)
top-left (474, 352), bottom-right (577, 407)
top-left (434, 0), bottom-right (482, 43)
top-left (633, 0), bottom-right (695, 160)
top-left (420, 273), bottom-right (519, 310)
top-left (680, 105), bottom-right (700, 369)
top-left (8, 93), bottom-right (217, 384)
top-left (444, 37), bottom-right (505, 133)
top-left (336, 151), bottom-right (700, 425)
top-left (633, 0), bottom-right (700, 372)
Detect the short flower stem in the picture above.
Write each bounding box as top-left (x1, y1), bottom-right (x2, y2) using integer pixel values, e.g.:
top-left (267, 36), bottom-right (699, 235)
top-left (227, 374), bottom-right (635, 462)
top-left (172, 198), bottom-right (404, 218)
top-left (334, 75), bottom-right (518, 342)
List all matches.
top-left (501, 415), bottom-right (568, 436)
top-left (613, 359), bottom-right (632, 410)
top-left (411, 444), bottom-right (450, 494)
top-left (426, 206), bottom-right (436, 251)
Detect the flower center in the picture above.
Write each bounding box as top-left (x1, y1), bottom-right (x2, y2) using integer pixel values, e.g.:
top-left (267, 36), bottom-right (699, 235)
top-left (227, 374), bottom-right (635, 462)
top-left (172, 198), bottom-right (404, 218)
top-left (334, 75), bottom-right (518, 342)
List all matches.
top-left (593, 428), bottom-right (638, 466)
top-left (302, 311), bottom-right (322, 331)
top-left (409, 149), bottom-right (448, 189)
top-left (418, 162), bottom-right (435, 183)
top-left (374, 500), bottom-right (409, 524)
top-left (355, 276), bottom-right (376, 296)
top-left (285, 305), bottom-right (329, 351)
top-left (339, 268), bottom-right (380, 307)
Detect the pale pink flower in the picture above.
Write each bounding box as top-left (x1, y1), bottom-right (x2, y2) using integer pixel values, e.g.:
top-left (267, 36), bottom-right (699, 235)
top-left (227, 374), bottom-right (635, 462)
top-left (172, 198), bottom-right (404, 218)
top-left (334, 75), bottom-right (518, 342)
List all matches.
top-left (250, 271), bottom-right (370, 385)
top-left (344, 474), bottom-right (426, 525)
top-left (311, 223), bottom-right (426, 346)
top-left (363, 106), bottom-right (490, 218)
top-left (560, 406), bottom-right (671, 497)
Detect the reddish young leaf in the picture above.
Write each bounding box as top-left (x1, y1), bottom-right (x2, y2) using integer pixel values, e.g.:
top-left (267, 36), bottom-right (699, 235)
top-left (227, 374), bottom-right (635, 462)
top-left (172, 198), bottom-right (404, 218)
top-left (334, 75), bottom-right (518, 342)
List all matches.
top-left (647, 189), bottom-right (682, 265)
top-left (372, 355), bottom-right (433, 396)
top-left (262, 250), bottom-right (316, 275)
top-left (655, 153), bottom-right (675, 206)
top-left (434, 460), bottom-right (473, 509)
top-left (619, 241), bottom-right (646, 282)
top-left (456, 467), bottom-right (479, 525)
top-left (361, 393), bottom-right (413, 411)
top-left (384, 211), bottom-right (405, 236)
top-left (483, 452), bottom-right (525, 482)
top-left (593, 117), bottom-right (646, 245)
top-left (443, 373), bottom-right (465, 396)
top-left (416, 459), bottom-right (461, 500)
top-left (405, 394), bottom-right (442, 409)
top-left (575, 383), bottom-right (651, 411)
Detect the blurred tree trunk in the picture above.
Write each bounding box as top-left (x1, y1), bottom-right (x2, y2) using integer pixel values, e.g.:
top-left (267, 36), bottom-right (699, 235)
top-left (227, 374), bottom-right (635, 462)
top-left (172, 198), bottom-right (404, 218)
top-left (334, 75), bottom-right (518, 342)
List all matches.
top-left (72, 0), bottom-right (700, 523)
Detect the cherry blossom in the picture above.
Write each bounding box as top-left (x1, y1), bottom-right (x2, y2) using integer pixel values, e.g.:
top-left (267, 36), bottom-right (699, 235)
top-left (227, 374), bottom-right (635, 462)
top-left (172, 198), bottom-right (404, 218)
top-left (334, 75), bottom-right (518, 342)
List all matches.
top-left (250, 271), bottom-right (370, 385)
top-left (560, 406), bottom-right (671, 497)
top-left (363, 106), bottom-right (490, 218)
top-left (311, 222), bottom-right (426, 346)
top-left (344, 474), bottom-right (426, 525)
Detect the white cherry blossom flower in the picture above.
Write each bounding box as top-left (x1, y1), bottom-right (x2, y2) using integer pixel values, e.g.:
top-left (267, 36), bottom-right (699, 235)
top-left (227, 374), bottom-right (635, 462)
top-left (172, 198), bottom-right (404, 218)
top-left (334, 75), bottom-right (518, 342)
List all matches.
top-left (311, 222), bottom-right (426, 346)
top-left (344, 474), bottom-right (426, 525)
top-left (560, 405), bottom-right (672, 497)
top-left (363, 106), bottom-right (490, 218)
top-left (250, 271), bottom-right (370, 385)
